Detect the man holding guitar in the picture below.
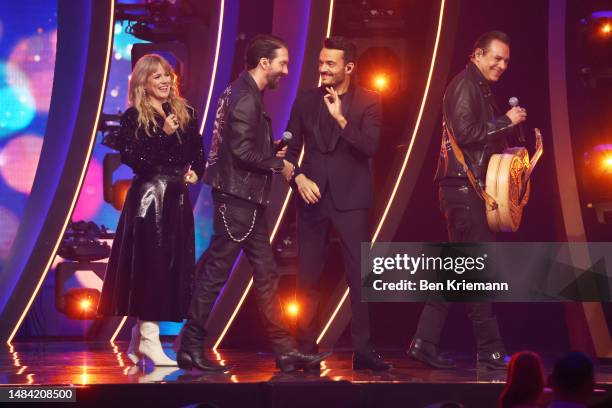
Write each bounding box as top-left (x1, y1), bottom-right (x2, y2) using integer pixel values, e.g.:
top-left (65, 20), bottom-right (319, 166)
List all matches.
top-left (407, 31), bottom-right (527, 370)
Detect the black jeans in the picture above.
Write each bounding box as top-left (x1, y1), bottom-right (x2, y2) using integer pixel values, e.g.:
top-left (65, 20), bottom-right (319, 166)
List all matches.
top-left (184, 196), bottom-right (295, 354)
top-left (413, 184), bottom-right (505, 353)
top-left (296, 191), bottom-right (371, 353)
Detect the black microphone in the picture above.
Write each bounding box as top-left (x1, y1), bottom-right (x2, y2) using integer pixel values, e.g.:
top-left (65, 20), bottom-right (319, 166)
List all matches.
top-left (162, 101), bottom-right (172, 117)
top-left (276, 131), bottom-right (293, 152)
top-left (161, 101), bottom-right (182, 143)
top-left (508, 97), bottom-right (526, 144)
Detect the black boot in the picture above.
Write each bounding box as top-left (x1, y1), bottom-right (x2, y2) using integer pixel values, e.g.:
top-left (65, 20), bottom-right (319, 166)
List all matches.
top-left (477, 350), bottom-right (506, 370)
top-left (353, 350), bottom-right (393, 371)
top-left (177, 323), bottom-right (229, 372)
top-left (407, 338), bottom-right (455, 369)
top-left (275, 350), bottom-right (331, 373)
top-left (293, 344), bottom-right (323, 373)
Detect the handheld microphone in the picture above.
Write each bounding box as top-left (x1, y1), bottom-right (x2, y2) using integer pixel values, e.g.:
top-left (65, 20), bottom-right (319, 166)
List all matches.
top-left (161, 102), bottom-right (182, 143)
top-left (508, 97), bottom-right (526, 143)
top-left (162, 101), bottom-right (172, 117)
top-left (276, 131), bottom-right (293, 152)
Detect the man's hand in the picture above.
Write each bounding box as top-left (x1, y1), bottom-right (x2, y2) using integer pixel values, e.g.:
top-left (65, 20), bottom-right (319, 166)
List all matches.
top-left (281, 159), bottom-right (294, 182)
top-left (162, 113), bottom-right (179, 135)
top-left (294, 174), bottom-right (321, 204)
top-left (275, 142), bottom-right (288, 158)
top-left (183, 168), bottom-right (198, 184)
top-left (323, 87), bottom-right (347, 128)
top-left (505, 106), bottom-right (527, 126)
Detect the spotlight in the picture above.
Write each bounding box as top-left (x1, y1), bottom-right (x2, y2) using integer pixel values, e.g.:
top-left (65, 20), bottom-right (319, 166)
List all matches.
top-left (583, 144), bottom-right (612, 224)
top-left (285, 301), bottom-right (300, 318)
top-left (55, 260), bottom-right (106, 320)
top-left (373, 74), bottom-right (388, 91)
top-left (80, 298), bottom-right (92, 311)
top-left (357, 47), bottom-right (401, 96)
top-left (62, 288), bottom-right (100, 320)
top-left (603, 155), bottom-right (612, 172)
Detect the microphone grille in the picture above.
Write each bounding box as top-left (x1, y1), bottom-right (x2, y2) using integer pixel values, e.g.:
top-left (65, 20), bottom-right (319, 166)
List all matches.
top-left (508, 97), bottom-right (519, 107)
top-left (282, 131), bottom-right (293, 141)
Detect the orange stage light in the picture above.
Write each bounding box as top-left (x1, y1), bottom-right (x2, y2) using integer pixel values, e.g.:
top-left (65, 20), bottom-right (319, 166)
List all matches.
top-left (373, 74), bottom-right (388, 91)
top-left (80, 298), bottom-right (92, 311)
top-left (286, 301), bottom-right (299, 317)
top-left (602, 23), bottom-right (611, 35)
top-left (602, 155), bottom-right (612, 172)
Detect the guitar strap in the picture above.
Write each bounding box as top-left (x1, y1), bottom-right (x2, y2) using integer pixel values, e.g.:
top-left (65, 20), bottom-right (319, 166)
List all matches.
top-left (443, 115), bottom-right (498, 211)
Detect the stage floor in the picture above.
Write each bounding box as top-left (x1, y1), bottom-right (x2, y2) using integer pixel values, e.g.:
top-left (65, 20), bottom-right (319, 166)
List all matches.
top-left (1, 341), bottom-right (611, 407)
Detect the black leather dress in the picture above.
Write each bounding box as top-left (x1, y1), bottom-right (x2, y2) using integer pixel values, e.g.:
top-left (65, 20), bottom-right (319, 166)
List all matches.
top-left (98, 106), bottom-right (205, 322)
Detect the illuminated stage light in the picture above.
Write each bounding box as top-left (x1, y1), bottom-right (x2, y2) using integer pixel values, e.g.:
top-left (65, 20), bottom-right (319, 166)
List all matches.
top-left (602, 155), bottom-right (612, 172)
top-left (602, 23), bottom-right (611, 35)
top-left (285, 301), bottom-right (300, 317)
top-left (0, 134), bottom-right (43, 194)
top-left (80, 298), bottom-right (92, 311)
top-left (62, 288), bottom-right (100, 320)
top-left (357, 48), bottom-right (401, 95)
top-left (8, 29), bottom-right (58, 113)
top-left (373, 74), bottom-right (388, 91)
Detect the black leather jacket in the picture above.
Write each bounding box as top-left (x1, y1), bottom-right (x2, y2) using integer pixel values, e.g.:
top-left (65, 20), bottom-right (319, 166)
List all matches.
top-left (204, 71), bottom-right (284, 205)
top-left (435, 62), bottom-right (515, 184)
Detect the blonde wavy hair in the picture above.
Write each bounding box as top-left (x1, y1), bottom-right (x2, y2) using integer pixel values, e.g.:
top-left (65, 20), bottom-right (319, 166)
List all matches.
top-left (128, 54), bottom-right (192, 137)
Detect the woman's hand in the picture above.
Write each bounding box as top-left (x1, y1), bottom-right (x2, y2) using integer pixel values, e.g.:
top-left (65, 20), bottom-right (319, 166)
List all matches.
top-left (162, 114), bottom-right (179, 135)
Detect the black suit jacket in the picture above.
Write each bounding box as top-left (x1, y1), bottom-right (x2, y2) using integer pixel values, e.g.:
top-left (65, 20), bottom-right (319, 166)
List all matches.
top-left (285, 85), bottom-right (381, 210)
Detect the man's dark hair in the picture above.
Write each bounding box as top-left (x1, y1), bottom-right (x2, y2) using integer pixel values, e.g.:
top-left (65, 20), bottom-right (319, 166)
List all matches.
top-left (471, 30), bottom-right (510, 58)
top-left (245, 34), bottom-right (287, 70)
top-left (551, 352), bottom-right (594, 399)
top-left (323, 36), bottom-right (358, 65)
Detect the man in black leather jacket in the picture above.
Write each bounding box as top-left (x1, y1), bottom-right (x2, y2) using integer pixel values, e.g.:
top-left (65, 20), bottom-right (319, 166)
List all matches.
top-left (178, 34), bottom-right (328, 372)
top-left (407, 31), bottom-right (527, 370)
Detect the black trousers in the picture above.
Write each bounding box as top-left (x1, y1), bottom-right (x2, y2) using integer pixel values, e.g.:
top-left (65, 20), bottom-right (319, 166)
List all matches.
top-left (185, 197), bottom-right (295, 354)
top-left (413, 184), bottom-right (505, 353)
top-left (296, 191), bottom-right (371, 353)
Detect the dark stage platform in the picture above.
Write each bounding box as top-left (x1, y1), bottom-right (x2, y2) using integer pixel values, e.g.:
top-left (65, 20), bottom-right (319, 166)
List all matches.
top-left (1, 341), bottom-right (612, 407)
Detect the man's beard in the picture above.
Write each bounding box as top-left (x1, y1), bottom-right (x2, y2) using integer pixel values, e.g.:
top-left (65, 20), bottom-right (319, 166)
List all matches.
top-left (266, 72), bottom-right (282, 89)
top-left (320, 73), bottom-right (342, 86)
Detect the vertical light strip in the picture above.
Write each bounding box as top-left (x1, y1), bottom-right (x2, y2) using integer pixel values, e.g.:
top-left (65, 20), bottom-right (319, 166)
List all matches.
top-left (109, 316), bottom-right (128, 343)
top-left (199, 0), bottom-right (226, 135)
top-left (110, 0), bottom-right (226, 342)
top-left (325, 0), bottom-right (335, 38)
top-left (212, 0), bottom-right (335, 350)
top-left (7, 1), bottom-right (115, 345)
top-left (317, 0), bottom-right (446, 345)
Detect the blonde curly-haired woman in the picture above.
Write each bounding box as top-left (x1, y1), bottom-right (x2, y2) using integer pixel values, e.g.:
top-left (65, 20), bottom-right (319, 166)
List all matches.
top-left (98, 54), bottom-right (204, 366)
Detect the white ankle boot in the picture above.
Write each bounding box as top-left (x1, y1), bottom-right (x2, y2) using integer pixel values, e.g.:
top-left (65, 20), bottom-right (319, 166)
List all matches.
top-left (127, 323), bottom-right (142, 364)
top-left (137, 321), bottom-right (177, 366)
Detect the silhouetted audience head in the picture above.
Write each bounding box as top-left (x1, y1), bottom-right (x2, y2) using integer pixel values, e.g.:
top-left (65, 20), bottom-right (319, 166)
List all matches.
top-left (498, 351), bottom-right (545, 408)
top-left (550, 351), bottom-right (594, 406)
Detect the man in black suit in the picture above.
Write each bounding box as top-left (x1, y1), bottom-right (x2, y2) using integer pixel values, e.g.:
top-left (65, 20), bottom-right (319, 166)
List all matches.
top-left (284, 37), bottom-right (391, 370)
